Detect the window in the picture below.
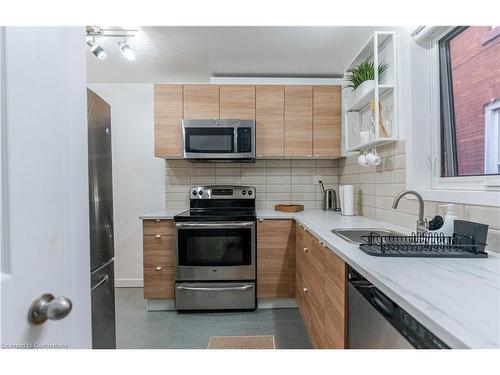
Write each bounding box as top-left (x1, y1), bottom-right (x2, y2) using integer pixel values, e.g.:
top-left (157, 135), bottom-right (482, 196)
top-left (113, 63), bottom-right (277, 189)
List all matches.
top-left (439, 26), bottom-right (500, 177)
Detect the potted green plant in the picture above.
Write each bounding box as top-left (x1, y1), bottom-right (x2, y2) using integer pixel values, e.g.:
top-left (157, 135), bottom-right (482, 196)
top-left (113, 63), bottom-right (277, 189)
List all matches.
top-left (346, 60), bottom-right (389, 91)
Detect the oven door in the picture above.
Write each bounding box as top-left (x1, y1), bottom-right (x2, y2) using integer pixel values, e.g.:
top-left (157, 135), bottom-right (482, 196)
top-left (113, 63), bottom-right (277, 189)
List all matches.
top-left (175, 221), bottom-right (256, 281)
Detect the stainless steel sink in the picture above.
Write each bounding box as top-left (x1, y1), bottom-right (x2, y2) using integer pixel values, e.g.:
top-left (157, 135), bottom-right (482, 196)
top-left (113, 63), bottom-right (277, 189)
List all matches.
top-left (331, 228), bottom-right (404, 245)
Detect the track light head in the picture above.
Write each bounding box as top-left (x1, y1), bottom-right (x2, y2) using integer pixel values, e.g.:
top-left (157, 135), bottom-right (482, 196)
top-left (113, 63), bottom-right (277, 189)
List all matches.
top-left (117, 40), bottom-right (135, 60)
top-left (87, 39), bottom-right (107, 60)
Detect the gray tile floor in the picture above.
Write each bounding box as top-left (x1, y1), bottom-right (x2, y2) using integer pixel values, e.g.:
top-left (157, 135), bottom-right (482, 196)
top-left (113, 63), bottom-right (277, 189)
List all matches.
top-left (115, 288), bottom-right (312, 349)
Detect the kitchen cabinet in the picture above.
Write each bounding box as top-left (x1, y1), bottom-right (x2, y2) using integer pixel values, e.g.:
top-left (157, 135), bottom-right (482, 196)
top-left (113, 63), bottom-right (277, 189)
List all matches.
top-left (285, 85), bottom-right (313, 157)
top-left (255, 85), bottom-right (285, 157)
top-left (154, 84), bottom-right (183, 157)
top-left (313, 86), bottom-right (341, 157)
top-left (143, 219), bottom-right (175, 299)
top-left (295, 222), bottom-right (347, 349)
top-left (153, 83), bottom-right (341, 159)
top-left (183, 84), bottom-right (220, 119)
top-left (257, 219), bottom-right (295, 299)
top-left (220, 85), bottom-right (255, 119)
top-left (324, 247), bottom-right (348, 348)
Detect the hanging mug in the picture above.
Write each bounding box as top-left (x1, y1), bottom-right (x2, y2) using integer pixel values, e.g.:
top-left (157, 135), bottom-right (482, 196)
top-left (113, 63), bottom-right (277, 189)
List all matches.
top-left (357, 151), bottom-right (368, 167)
top-left (366, 149), bottom-right (381, 166)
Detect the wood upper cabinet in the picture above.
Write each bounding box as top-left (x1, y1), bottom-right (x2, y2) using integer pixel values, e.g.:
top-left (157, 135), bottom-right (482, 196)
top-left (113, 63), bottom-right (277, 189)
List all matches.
top-left (220, 85), bottom-right (255, 119)
top-left (154, 84), bottom-right (183, 157)
top-left (313, 86), bottom-right (341, 157)
top-left (257, 219), bottom-right (295, 299)
top-left (153, 83), bottom-right (341, 159)
top-left (324, 248), bottom-right (348, 348)
top-left (285, 85), bottom-right (313, 157)
top-left (183, 84), bottom-right (220, 119)
top-left (143, 220), bottom-right (175, 299)
top-left (255, 85), bottom-right (285, 157)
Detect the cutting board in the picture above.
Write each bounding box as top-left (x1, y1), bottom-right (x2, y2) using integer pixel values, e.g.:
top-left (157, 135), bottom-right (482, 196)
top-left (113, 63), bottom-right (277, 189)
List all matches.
top-left (274, 204), bottom-right (304, 213)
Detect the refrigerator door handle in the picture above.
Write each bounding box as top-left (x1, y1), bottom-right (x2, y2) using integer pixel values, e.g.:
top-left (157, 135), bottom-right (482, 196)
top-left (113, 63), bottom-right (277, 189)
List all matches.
top-left (91, 274), bottom-right (109, 291)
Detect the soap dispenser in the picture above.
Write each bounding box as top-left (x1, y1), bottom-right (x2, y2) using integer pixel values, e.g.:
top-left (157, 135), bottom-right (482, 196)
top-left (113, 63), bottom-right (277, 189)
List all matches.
top-left (438, 204), bottom-right (457, 237)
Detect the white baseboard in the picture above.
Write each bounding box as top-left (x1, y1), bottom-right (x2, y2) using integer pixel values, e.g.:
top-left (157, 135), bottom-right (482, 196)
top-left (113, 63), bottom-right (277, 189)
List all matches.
top-left (115, 278), bottom-right (143, 288)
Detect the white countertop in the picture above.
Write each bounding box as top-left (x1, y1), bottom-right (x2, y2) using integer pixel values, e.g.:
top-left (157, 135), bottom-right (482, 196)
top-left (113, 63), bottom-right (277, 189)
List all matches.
top-left (139, 208), bottom-right (500, 348)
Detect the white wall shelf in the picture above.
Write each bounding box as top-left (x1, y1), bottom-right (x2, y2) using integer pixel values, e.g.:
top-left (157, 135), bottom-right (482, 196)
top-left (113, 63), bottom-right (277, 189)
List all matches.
top-left (342, 31), bottom-right (398, 154)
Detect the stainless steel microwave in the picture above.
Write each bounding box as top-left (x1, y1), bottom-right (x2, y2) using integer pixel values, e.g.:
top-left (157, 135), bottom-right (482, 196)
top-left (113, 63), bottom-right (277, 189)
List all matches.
top-left (182, 119), bottom-right (255, 162)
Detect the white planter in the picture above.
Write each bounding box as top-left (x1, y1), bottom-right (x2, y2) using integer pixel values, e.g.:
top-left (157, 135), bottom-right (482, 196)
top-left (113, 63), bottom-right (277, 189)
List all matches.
top-left (346, 79), bottom-right (375, 111)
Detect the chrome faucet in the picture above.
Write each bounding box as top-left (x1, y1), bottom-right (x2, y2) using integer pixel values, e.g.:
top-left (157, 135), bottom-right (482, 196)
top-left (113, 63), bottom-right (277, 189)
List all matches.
top-left (392, 190), bottom-right (427, 233)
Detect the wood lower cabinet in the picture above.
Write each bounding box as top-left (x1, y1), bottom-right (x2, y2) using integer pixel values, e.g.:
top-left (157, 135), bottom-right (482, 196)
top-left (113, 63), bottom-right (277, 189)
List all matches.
top-left (295, 222), bottom-right (347, 349)
top-left (324, 248), bottom-right (348, 348)
top-left (257, 219), bottom-right (295, 299)
top-left (154, 84), bottom-right (183, 157)
top-left (143, 220), bottom-right (175, 299)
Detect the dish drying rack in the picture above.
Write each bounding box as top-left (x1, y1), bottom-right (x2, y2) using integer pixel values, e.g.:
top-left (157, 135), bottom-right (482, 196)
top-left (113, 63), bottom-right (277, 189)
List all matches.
top-left (359, 232), bottom-right (488, 258)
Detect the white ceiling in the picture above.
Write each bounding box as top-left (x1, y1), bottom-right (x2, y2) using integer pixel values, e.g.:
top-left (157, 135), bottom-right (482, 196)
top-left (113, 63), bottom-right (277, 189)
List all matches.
top-left (87, 26), bottom-right (386, 83)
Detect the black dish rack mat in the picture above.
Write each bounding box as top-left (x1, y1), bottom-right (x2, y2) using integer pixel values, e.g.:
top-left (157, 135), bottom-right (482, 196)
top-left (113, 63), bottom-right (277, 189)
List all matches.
top-left (359, 232), bottom-right (488, 258)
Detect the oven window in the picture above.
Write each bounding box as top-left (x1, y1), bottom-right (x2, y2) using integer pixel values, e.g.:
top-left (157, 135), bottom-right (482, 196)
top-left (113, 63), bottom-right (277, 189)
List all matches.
top-left (185, 128), bottom-right (234, 153)
top-left (178, 228), bottom-right (252, 266)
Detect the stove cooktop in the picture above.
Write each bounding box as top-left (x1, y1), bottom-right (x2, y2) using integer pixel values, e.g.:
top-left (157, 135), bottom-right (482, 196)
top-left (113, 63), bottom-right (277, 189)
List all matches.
top-left (174, 208), bottom-right (257, 222)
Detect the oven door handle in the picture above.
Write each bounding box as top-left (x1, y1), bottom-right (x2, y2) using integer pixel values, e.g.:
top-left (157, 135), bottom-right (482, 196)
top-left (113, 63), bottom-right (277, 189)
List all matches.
top-left (175, 222), bottom-right (254, 229)
top-left (176, 285), bottom-right (254, 292)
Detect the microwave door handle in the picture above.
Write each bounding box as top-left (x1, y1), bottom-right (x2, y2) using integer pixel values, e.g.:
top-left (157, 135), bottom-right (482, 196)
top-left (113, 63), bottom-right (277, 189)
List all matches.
top-left (234, 127), bottom-right (238, 154)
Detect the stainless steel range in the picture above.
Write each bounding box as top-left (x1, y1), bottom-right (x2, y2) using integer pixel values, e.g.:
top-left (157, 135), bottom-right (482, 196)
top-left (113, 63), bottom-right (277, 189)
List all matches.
top-left (174, 186), bottom-right (256, 310)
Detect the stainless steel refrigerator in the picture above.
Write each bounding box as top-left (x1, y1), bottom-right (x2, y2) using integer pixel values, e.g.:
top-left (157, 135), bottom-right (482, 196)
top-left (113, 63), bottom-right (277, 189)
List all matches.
top-left (88, 89), bottom-right (116, 349)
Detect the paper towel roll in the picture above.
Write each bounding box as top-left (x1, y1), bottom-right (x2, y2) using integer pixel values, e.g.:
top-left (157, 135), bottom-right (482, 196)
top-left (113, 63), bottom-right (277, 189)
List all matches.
top-left (339, 185), bottom-right (344, 214)
top-left (341, 185), bottom-right (354, 216)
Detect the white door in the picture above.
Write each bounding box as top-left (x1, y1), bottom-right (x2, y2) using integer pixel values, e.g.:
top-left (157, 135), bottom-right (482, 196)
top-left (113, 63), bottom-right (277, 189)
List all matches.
top-left (0, 27), bottom-right (92, 348)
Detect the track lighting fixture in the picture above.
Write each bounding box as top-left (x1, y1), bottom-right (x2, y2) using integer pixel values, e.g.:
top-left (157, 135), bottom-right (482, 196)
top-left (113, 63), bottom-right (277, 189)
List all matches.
top-left (117, 40), bottom-right (135, 60)
top-left (87, 38), bottom-right (107, 60)
top-left (86, 26), bottom-right (138, 61)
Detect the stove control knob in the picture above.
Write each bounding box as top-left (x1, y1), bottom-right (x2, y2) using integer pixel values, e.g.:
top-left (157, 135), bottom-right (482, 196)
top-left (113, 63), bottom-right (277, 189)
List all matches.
top-left (241, 190), bottom-right (247, 195)
top-left (192, 190), bottom-right (197, 196)
top-left (247, 190), bottom-right (253, 196)
top-left (198, 190), bottom-right (204, 196)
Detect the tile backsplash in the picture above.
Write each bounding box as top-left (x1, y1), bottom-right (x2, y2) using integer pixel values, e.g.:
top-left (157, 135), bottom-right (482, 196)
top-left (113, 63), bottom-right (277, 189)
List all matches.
top-left (165, 159), bottom-right (339, 211)
top-left (164, 141), bottom-right (499, 253)
top-left (339, 140), bottom-right (500, 253)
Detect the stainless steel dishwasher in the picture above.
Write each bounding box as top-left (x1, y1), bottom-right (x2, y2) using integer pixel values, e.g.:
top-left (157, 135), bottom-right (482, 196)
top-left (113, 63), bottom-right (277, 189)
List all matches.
top-left (348, 267), bottom-right (449, 349)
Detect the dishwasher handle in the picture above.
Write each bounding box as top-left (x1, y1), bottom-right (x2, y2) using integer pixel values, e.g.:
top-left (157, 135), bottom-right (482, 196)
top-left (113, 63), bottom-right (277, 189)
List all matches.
top-left (370, 288), bottom-right (396, 318)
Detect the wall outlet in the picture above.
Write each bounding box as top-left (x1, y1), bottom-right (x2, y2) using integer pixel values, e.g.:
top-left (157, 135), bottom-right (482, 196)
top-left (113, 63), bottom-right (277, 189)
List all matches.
top-left (313, 175), bottom-right (323, 184)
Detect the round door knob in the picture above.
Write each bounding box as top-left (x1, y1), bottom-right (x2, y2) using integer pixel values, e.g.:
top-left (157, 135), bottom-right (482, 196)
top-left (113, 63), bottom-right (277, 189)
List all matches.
top-left (29, 294), bottom-right (72, 325)
top-left (156, 266), bottom-right (162, 271)
top-left (303, 288), bottom-right (308, 294)
top-left (303, 247), bottom-right (308, 253)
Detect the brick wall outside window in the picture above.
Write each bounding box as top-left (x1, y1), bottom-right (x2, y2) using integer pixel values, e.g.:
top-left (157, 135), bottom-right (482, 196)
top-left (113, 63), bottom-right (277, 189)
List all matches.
top-left (449, 26), bottom-right (500, 176)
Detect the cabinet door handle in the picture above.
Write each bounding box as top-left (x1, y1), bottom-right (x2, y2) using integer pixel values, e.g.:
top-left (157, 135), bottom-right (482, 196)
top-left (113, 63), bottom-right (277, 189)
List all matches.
top-left (155, 234), bottom-right (161, 239)
top-left (258, 218), bottom-right (264, 222)
top-left (155, 266), bottom-right (162, 271)
top-left (155, 219), bottom-right (160, 222)
top-left (303, 288), bottom-right (308, 294)
top-left (303, 247), bottom-right (309, 253)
